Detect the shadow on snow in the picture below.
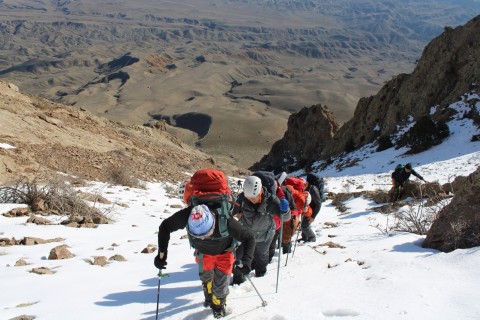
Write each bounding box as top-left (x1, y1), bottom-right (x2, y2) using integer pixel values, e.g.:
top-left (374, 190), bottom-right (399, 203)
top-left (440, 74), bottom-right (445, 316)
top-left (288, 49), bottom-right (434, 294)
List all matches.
top-left (96, 263), bottom-right (205, 319)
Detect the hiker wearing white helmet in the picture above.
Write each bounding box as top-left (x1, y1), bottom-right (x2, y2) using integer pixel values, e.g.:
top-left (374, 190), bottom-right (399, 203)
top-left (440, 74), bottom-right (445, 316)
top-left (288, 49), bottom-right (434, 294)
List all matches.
top-left (232, 175), bottom-right (290, 284)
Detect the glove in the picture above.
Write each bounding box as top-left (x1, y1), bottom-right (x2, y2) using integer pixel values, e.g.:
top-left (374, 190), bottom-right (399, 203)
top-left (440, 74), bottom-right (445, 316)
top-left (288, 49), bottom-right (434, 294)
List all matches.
top-left (307, 216), bottom-right (315, 224)
top-left (235, 262), bottom-right (251, 276)
top-left (154, 251), bottom-right (167, 269)
top-left (280, 197), bottom-right (289, 213)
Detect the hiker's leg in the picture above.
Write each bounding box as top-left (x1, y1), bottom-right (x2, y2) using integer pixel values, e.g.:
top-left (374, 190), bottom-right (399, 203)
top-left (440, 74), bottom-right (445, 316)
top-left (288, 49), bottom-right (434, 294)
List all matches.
top-left (211, 252), bottom-right (234, 316)
top-left (212, 251), bottom-right (234, 299)
top-left (232, 244), bottom-right (246, 284)
top-left (268, 229), bottom-right (279, 263)
top-left (301, 215), bottom-right (316, 241)
top-left (197, 253), bottom-right (215, 307)
top-left (254, 233), bottom-right (274, 277)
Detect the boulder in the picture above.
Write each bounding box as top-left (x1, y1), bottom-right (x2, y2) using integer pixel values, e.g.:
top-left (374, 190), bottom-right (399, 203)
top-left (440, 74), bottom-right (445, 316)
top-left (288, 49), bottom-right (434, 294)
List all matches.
top-left (48, 244), bottom-right (73, 260)
top-left (423, 166), bottom-right (480, 252)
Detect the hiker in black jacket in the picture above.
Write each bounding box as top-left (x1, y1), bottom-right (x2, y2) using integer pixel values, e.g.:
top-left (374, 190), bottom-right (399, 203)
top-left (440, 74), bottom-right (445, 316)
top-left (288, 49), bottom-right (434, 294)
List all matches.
top-left (300, 174), bottom-right (323, 242)
top-left (232, 176), bottom-right (290, 284)
top-left (154, 204), bottom-right (255, 318)
top-left (391, 163), bottom-right (427, 202)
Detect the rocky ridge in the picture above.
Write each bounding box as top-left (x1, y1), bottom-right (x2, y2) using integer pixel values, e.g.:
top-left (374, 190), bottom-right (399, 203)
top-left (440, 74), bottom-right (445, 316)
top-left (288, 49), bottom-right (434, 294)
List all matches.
top-left (253, 15), bottom-right (480, 172)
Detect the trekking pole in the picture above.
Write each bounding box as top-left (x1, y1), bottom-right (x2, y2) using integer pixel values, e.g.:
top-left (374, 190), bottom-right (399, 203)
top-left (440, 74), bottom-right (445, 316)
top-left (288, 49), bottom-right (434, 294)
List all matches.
top-left (284, 222), bottom-right (293, 267)
top-left (292, 220), bottom-right (302, 258)
top-left (155, 270), bottom-right (169, 320)
top-left (246, 275), bottom-right (268, 307)
top-left (276, 216), bottom-right (283, 293)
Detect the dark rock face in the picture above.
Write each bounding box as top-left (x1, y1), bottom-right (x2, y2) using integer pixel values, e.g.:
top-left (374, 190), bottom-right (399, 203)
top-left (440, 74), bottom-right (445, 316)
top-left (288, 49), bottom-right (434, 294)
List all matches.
top-left (423, 166), bottom-right (480, 252)
top-left (251, 104), bottom-right (339, 172)
top-left (322, 15), bottom-right (480, 158)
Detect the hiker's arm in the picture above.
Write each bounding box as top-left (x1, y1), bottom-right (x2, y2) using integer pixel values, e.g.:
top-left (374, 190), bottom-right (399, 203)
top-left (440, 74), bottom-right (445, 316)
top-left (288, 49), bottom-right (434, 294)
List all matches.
top-left (157, 207), bottom-right (190, 252)
top-left (232, 193), bottom-right (244, 218)
top-left (228, 219), bottom-right (256, 268)
top-left (412, 170), bottom-right (425, 181)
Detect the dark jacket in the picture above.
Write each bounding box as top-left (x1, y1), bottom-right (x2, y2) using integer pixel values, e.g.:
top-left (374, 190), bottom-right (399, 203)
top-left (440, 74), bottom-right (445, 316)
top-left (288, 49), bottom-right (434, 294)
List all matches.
top-left (392, 167), bottom-right (424, 184)
top-left (307, 185), bottom-right (322, 219)
top-left (158, 206), bottom-right (256, 266)
top-left (233, 187), bottom-right (288, 242)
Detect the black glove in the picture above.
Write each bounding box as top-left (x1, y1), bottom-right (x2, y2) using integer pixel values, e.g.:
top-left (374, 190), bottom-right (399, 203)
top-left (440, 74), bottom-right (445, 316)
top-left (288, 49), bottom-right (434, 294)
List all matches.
top-left (235, 262), bottom-right (251, 276)
top-left (154, 251), bottom-right (167, 269)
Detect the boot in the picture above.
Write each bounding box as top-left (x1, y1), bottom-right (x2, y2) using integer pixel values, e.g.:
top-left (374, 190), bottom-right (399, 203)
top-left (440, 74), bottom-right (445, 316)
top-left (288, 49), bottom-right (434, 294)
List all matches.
top-left (211, 296), bottom-right (227, 318)
top-left (202, 281), bottom-right (212, 308)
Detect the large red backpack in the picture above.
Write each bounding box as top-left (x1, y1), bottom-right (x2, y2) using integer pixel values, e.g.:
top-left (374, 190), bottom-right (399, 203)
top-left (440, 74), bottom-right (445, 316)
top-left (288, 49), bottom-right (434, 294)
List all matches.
top-left (285, 177), bottom-right (307, 215)
top-left (187, 169), bottom-right (233, 237)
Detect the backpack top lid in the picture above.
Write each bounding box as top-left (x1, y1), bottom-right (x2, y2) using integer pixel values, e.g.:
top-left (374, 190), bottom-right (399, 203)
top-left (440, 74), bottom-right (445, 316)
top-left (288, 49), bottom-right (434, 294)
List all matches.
top-left (285, 177), bottom-right (305, 192)
top-left (189, 169), bottom-right (230, 201)
top-left (188, 204), bottom-right (215, 237)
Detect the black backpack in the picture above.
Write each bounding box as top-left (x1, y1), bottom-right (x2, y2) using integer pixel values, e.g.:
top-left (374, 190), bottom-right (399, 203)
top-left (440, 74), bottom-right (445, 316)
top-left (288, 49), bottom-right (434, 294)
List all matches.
top-left (253, 171), bottom-right (276, 196)
top-left (392, 164), bottom-right (404, 179)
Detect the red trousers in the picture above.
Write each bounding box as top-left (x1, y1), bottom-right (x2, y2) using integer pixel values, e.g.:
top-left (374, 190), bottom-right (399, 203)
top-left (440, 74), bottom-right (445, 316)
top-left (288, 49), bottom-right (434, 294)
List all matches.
top-left (195, 251), bottom-right (234, 275)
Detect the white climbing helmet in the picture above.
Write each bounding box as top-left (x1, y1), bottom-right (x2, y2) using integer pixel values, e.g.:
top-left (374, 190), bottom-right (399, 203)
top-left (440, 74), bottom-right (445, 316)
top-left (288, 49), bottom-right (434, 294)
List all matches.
top-left (243, 176), bottom-right (262, 198)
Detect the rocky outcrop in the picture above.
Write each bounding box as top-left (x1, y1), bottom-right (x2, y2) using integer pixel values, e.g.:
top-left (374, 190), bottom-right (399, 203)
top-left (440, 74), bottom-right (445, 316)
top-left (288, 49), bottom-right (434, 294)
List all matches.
top-left (423, 166), bottom-right (480, 252)
top-left (255, 15), bottom-right (480, 171)
top-left (250, 104), bottom-right (339, 172)
top-left (321, 15), bottom-right (480, 158)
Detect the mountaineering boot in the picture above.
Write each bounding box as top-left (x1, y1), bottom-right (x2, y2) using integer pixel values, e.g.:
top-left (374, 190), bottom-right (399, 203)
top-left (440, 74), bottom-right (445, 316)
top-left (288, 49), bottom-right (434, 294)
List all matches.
top-left (212, 304), bottom-right (227, 318)
top-left (211, 296), bottom-right (227, 318)
top-left (202, 281), bottom-right (212, 308)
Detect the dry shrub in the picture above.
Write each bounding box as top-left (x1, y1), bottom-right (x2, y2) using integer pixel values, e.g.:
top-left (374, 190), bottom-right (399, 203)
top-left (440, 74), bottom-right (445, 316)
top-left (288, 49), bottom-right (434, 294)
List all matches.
top-left (393, 186), bottom-right (451, 235)
top-left (105, 164), bottom-right (141, 188)
top-left (0, 174), bottom-right (106, 221)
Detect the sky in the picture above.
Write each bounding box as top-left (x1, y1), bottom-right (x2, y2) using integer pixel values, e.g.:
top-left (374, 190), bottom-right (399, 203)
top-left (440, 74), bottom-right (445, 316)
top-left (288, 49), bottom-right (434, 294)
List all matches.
top-left (0, 94), bottom-right (479, 320)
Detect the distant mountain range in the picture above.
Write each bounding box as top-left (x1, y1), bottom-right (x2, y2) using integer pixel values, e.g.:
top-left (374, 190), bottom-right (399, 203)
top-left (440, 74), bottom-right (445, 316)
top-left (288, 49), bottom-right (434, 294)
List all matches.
top-left (0, 0), bottom-right (479, 168)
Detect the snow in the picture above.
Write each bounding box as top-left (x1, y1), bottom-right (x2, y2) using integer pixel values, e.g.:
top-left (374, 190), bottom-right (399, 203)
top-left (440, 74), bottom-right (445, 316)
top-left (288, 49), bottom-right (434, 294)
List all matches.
top-left (0, 96), bottom-right (479, 319)
top-left (0, 143), bottom-right (15, 149)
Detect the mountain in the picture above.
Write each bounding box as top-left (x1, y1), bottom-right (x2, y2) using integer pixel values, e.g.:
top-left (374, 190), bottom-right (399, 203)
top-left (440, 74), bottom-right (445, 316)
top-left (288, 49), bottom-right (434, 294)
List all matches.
top-left (253, 14), bottom-right (480, 172)
top-left (1, 0), bottom-right (479, 168)
top-left (0, 107), bottom-right (479, 319)
top-left (0, 81), bottom-right (245, 185)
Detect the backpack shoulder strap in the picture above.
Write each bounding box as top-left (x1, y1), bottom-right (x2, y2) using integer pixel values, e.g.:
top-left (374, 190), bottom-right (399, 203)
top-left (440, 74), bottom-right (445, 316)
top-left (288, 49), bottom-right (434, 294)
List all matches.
top-left (190, 193), bottom-right (233, 237)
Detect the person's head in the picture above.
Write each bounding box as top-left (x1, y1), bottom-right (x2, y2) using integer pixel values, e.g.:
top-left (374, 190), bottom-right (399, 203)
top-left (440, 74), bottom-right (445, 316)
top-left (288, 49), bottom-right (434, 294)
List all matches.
top-left (405, 163), bottom-right (412, 172)
top-left (188, 204), bottom-right (215, 238)
top-left (304, 191), bottom-right (312, 206)
top-left (243, 176), bottom-right (262, 203)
